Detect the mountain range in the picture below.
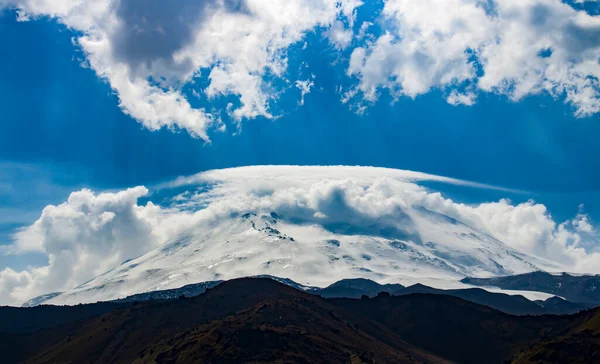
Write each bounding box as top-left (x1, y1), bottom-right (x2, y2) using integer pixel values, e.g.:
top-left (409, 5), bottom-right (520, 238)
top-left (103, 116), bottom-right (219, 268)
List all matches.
top-left (39, 275), bottom-right (589, 316)
top-left (3, 278), bottom-right (599, 364)
top-left (462, 271), bottom-right (600, 305)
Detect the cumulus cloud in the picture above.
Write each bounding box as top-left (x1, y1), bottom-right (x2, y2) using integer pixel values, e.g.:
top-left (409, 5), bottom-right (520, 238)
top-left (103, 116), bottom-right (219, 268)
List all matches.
top-left (426, 198), bottom-right (600, 272)
top-left (178, 167), bottom-right (599, 274)
top-left (2, 166), bottom-right (598, 305)
top-left (574, 213), bottom-right (594, 233)
top-left (346, 0), bottom-right (600, 116)
top-left (0, 187), bottom-right (173, 305)
top-left (1, 0), bottom-right (363, 140)
top-left (2, 0), bottom-right (599, 139)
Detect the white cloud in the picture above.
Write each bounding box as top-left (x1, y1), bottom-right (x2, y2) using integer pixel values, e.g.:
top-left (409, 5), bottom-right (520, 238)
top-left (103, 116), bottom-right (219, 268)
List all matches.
top-left (164, 165), bottom-right (522, 191)
top-left (295, 77), bottom-right (315, 105)
top-left (446, 90), bottom-right (477, 106)
top-left (325, 20), bottom-right (354, 49)
top-left (2, 0), bottom-right (363, 140)
top-left (2, 166), bottom-right (598, 305)
top-left (3, 0), bottom-right (598, 137)
top-left (346, 0), bottom-right (600, 116)
top-left (0, 187), bottom-right (176, 305)
top-left (0, 268), bottom-right (35, 306)
top-left (573, 210), bottom-right (594, 233)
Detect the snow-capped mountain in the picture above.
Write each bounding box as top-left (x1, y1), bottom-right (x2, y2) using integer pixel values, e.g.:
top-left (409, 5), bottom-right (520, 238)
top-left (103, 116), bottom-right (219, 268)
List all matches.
top-left (43, 207), bottom-right (559, 305)
top-left (16, 165), bottom-right (584, 307)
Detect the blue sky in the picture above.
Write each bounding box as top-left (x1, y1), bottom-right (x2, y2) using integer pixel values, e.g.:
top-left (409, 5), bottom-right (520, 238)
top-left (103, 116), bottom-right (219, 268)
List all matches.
top-left (1, 6), bottom-right (599, 214)
top-left (0, 0), bottom-right (600, 296)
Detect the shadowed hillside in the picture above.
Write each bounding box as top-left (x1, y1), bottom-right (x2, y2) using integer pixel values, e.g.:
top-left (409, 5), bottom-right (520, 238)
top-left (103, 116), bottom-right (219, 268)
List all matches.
top-left (18, 279), bottom-right (446, 364)
top-left (512, 309), bottom-right (600, 364)
top-left (1, 278), bottom-right (599, 364)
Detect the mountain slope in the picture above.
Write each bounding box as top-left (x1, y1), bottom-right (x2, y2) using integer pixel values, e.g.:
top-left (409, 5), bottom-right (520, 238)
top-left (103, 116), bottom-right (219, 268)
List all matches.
top-left (131, 299), bottom-right (436, 364)
top-left (41, 211), bottom-right (559, 306)
top-left (22, 279), bottom-right (448, 364)
top-left (512, 309), bottom-right (600, 364)
top-left (329, 293), bottom-right (575, 364)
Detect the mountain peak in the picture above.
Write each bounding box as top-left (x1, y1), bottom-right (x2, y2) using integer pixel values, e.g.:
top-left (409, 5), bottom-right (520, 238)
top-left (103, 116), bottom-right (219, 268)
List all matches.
top-left (33, 206), bottom-right (557, 306)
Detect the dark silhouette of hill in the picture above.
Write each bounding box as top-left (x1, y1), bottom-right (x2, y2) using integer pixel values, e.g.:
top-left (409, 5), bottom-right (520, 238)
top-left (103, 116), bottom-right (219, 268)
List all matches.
top-left (316, 278), bottom-right (405, 298)
top-left (394, 283), bottom-right (588, 316)
top-left (3, 278), bottom-right (600, 364)
top-left (0, 302), bottom-right (129, 333)
top-left (0, 302), bottom-right (133, 363)
top-left (462, 272), bottom-right (600, 305)
top-left (534, 296), bottom-right (589, 315)
top-left (318, 278), bottom-right (550, 316)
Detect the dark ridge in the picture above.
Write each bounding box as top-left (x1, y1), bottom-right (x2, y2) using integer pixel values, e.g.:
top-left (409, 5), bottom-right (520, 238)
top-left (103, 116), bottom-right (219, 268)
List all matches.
top-left (395, 284), bottom-right (548, 316)
top-left (462, 271), bottom-right (600, 305)
top-left (317, 278), bottom-right (405, 299)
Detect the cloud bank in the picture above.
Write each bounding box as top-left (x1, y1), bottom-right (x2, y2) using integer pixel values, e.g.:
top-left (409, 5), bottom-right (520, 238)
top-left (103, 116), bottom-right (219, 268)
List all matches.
top-left (1, 0), bottom-right (599, 140)
top-left (1, 166), bottom-right (598, 306)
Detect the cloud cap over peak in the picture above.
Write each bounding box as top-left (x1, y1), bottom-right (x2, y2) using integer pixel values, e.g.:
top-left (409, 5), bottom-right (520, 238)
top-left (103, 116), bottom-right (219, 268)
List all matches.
top-left (1, 165), bottom-right (598, 306)
top-left (164, 165), bottom-right (519, 191)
